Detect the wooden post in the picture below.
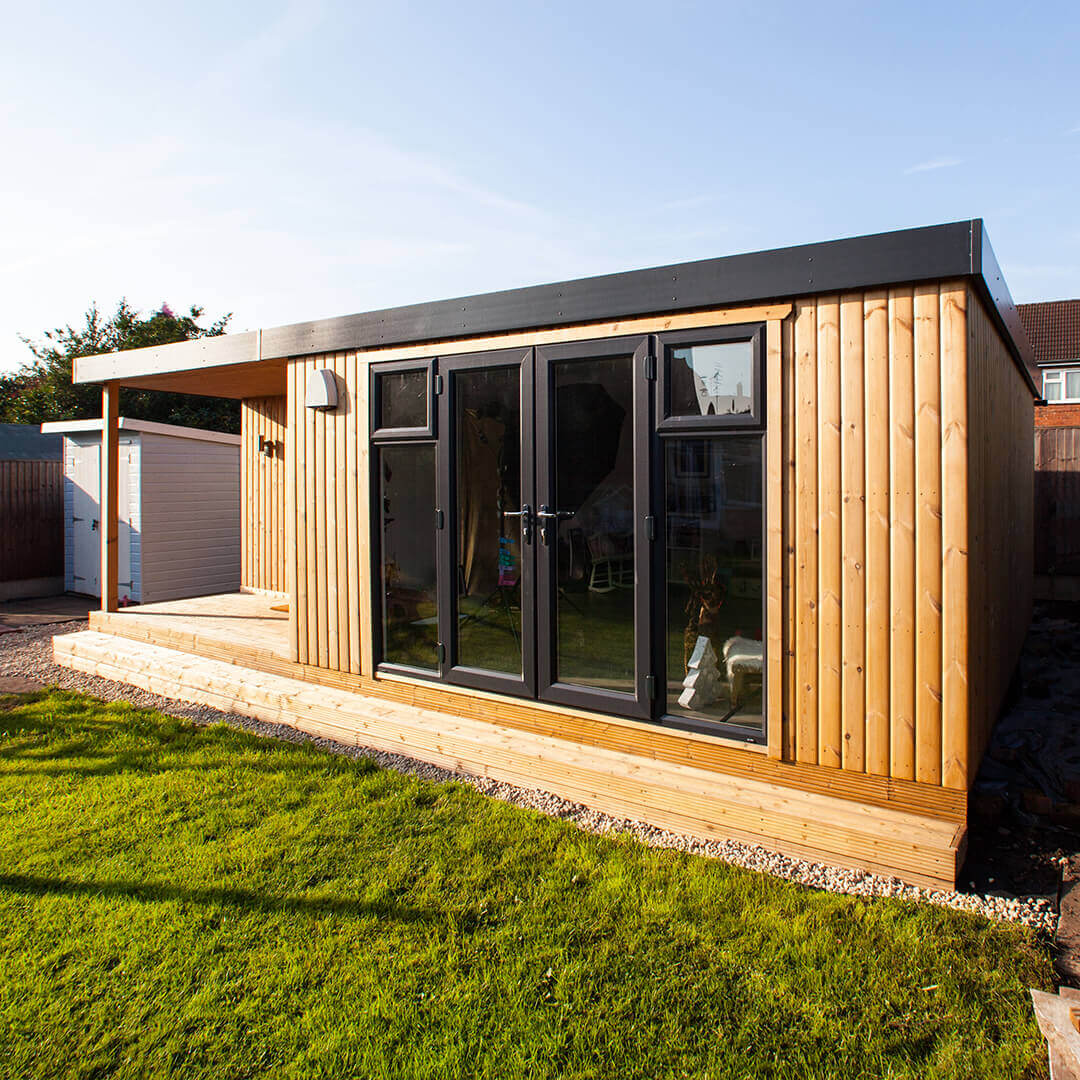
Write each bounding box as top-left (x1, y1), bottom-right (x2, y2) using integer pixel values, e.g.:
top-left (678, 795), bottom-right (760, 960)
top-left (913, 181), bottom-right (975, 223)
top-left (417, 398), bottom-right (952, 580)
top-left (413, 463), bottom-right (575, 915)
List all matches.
top-left (101, 382), bottom-right (120, 612)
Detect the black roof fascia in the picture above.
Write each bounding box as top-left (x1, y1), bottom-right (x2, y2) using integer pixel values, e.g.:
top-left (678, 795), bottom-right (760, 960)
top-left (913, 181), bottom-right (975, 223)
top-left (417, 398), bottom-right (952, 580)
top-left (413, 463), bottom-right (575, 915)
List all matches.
top-left (261, 220), bottom-right (976, 357)
top-left (968, 222), bottom-right (1038, 393)
top-left (253, 218), bottom-right (1034, 393)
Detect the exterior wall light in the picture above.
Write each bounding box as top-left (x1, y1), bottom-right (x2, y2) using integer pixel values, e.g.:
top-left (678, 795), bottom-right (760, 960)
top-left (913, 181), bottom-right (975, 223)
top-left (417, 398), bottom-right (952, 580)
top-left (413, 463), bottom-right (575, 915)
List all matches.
top-left (306, 369), bottom-right (338, 410)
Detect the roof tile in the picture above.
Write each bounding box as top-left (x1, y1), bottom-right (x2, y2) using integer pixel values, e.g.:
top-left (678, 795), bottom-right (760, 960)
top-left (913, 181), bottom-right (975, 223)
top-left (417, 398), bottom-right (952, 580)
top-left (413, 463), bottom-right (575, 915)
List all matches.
top-left (1017, 299), bottom-right (1080, 365)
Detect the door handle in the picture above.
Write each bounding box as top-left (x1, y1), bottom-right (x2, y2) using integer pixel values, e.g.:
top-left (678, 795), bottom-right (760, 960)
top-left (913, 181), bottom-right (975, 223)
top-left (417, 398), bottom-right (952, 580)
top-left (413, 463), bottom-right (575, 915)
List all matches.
top-left (502, 504), bottom-right (532, 544)
top-left (91, 519), bottom-right (99, 531)
top-left (536, 505), bottom-right (573, 545)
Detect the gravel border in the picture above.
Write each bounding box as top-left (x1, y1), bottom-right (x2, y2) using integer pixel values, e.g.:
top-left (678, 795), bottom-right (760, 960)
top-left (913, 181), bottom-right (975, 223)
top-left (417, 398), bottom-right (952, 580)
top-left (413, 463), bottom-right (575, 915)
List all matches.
top-left (0, 621), bottom-right (1058, 934)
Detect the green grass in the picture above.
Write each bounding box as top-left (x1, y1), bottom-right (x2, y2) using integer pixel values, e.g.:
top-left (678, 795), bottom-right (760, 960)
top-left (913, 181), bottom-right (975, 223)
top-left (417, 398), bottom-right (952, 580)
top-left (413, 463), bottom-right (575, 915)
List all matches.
top-left (0, 690), bottom-right (1052, 1079)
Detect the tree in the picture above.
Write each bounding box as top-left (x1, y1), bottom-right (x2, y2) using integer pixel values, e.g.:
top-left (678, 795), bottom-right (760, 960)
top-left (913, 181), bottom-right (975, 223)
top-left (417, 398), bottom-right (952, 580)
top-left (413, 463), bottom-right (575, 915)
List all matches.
top-left (0, 300), bottom-right (239, 433)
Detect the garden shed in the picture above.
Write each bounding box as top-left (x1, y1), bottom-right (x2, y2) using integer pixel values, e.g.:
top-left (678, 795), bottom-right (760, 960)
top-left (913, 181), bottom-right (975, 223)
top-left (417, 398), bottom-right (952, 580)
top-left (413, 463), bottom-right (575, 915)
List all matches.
top-left (41, 418), bottom-right (241, 604)
top-left (53, 219), bottom-right (1036, 889)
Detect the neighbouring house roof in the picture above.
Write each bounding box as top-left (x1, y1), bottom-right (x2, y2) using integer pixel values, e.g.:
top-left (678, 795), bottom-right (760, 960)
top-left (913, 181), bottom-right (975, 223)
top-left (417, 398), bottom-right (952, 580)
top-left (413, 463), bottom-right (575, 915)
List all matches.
top-left (40, 417), bottom-right (240, 446)
top-left (1017, 298), bottom-right (1080, 366)
top-left (0, 422), bottom-right (61, 461)
top-left (71, 219), bottom-right (1037, 395)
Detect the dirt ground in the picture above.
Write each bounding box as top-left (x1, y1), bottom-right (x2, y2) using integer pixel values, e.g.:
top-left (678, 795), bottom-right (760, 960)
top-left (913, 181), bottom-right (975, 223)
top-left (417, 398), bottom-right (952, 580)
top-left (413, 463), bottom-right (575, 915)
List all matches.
top-left (963, 600), bottom-right (1080, 982)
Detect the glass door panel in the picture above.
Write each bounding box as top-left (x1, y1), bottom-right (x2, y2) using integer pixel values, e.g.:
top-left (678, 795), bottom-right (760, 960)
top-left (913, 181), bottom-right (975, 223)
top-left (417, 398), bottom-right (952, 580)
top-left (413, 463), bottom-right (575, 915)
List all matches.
top-left (377, 443), bottom-right (440, 672)
top-left (439, 348), bottom-right (535, 696)
top-left (536, 336), bottom-right (651, 718)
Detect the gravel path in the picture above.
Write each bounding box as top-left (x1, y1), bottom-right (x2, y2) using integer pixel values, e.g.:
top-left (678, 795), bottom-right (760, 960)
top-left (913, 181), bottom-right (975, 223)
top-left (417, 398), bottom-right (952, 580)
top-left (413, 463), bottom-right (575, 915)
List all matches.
top-left (0, 621), bottom-right (1058, 934)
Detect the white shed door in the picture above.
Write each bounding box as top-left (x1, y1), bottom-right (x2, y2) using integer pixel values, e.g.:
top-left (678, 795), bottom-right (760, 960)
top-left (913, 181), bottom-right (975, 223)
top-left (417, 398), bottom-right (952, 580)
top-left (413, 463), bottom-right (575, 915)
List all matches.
top-left (71, 443), bottom-right (100, 595)
top-left (70, 442), bottom-right (133, 599)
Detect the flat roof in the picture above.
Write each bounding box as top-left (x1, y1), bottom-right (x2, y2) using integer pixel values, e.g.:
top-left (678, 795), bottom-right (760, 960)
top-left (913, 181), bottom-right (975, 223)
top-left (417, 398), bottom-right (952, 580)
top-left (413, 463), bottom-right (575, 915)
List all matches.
top-left (73, 219), bottom-right (1037, 393)
top-left (41, 417), bottom-right (240, 446)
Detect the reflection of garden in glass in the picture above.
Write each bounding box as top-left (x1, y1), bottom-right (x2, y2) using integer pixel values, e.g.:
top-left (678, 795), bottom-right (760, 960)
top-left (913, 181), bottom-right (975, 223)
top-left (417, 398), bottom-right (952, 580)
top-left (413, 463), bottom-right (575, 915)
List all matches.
top-left (453, 366), bottom-right (523, 676)
top-left (665, 437), bottom-right (763, 733)
top-left (379, 444), bottom-right (439, 671)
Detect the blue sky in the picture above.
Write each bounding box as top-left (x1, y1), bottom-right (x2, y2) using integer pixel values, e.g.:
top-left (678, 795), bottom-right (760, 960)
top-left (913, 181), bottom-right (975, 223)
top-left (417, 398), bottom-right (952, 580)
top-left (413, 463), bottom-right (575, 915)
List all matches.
top-left (0, 0), bottom-right (1078, 372)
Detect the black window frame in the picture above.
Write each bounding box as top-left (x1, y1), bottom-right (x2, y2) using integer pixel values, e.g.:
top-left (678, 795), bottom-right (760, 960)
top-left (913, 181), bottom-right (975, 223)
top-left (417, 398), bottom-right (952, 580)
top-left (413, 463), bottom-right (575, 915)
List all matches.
top-left (656, 323), bottom-right (765, 433)
top-left (371, 357), bottom-right (436, 441)
top-left (652, 324), bottom-right (768, 745)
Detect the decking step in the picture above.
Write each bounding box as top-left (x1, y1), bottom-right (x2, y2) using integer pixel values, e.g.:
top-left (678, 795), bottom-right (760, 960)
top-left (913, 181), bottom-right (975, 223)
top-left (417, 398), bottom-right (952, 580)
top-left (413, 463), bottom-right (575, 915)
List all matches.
top-left (53, 630), bottom-right (965, 889)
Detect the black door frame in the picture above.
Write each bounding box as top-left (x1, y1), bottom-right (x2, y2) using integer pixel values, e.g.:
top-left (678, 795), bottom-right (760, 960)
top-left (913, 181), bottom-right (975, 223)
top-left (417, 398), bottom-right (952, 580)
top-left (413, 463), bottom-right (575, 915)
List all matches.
top-left (437, 346), bottom-right (536, 698)
top-left (534, 334), bottom-right (653, 719)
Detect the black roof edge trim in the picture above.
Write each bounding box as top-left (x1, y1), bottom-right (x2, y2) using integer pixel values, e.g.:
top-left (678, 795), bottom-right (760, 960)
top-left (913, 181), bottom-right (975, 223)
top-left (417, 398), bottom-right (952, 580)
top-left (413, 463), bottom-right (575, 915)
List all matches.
top-left (259, 220), bottom-right (980, 359)
top-left (80, 220), bottom-right (1037, 396)
top-left (968, 219), bottom-right (1039, 395)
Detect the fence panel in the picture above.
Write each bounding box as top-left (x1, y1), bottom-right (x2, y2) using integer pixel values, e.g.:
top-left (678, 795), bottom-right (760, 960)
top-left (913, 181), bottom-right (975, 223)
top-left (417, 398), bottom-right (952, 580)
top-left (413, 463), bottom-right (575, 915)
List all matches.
top-left (1034, 427), bottom-right (1080, 574)
top-left (0, 459), bottom-right (63, 583)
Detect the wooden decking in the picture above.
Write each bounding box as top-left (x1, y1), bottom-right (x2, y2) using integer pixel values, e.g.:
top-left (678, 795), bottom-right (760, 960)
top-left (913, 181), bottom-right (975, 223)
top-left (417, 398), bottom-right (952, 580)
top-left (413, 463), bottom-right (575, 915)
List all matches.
top-left (97, 592), bottom-right (292, 660)
top-left (60, 592), bottom-right (967, 890)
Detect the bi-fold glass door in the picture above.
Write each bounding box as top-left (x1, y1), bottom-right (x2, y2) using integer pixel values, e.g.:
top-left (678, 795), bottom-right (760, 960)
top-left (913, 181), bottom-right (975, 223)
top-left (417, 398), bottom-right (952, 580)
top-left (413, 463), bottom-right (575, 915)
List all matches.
top-left (425, 336), bottom-right (653, 719)
top-left (373, 327), bottom-right (764, 736)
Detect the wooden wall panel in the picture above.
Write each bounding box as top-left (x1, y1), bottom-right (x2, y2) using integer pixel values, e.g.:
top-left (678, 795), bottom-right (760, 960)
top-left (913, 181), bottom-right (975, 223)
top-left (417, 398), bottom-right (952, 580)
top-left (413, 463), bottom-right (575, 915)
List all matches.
top-left (888, 289), bottom-right (917, 781)
top-left (290, 353), bottom-right (363, 671)
top-left (240, 396), bottom-right (286, 593)
top-left (816, 297), bottom-right (843, 767)
top-left (966, 291), bottom-right (1034, 783)
top-left (840, 294), bottom-right (866, 772)
top-left (793, 301), bottom-right (819, 764)
top-left (776, 281), bottom-right (1022, 792)
top-left (863, 291), bottom-right (890, 776)
top-left (913, 286), bottom-right (943, 785)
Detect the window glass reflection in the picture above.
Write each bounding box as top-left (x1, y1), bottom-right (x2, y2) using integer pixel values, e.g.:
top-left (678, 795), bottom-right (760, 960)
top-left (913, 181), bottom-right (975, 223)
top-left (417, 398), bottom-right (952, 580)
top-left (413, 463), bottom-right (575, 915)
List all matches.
top-left (379, 370), bottom-right (428, 430)
top-left (379, 444), bottom-right (438, 670)
top-left (454, 366), bottom-right (523, 675)
top-left (666, 437), bottom-right (763, 732)
top-left (669, 341), bottom-right (753, 418)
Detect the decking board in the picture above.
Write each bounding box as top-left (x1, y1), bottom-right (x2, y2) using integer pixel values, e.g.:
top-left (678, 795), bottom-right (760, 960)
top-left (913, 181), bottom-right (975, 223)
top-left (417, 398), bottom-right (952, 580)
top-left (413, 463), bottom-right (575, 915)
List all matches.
top-left (55, 629), bottom-right (964, 889)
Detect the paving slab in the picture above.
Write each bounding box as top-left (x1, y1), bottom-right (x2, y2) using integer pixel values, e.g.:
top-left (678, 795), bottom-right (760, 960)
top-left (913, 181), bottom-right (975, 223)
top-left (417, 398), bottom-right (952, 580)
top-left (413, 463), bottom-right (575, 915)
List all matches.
top-left (0, 595), bottom-right (94, 633)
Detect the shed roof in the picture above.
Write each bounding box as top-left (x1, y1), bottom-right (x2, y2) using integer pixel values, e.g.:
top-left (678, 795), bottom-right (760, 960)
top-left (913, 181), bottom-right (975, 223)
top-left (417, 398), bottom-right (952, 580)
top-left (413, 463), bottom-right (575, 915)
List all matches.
top-left (1017, 298), bottom-right (1080, 366)
top-left (0, 423), bottom-right (61, 461)
top-left (72, 219), bottom-right (1037, 395)
top-left (40, 417), bottom-right (240, 446)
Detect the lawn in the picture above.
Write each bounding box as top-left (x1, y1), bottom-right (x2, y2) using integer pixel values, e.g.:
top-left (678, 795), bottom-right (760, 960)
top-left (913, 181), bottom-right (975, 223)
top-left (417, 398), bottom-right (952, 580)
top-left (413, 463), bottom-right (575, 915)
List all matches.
top-left (0, 689), bottom-right (1052, 1079)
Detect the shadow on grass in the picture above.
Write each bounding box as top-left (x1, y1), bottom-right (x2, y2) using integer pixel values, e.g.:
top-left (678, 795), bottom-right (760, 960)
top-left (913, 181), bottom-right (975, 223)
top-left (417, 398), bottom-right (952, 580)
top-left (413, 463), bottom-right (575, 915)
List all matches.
top-left (0, 690), bottom-right (375, 781)
top-left (0, 873), bottom-right (430, 923)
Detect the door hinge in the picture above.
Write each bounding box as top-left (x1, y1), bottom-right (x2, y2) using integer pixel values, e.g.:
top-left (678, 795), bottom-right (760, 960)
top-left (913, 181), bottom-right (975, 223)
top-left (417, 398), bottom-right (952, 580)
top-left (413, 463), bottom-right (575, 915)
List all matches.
top-left (645, 674), bottom-right (657, 700)
top-left (644, 515), bottom-right (656, 541)
top-left (435, 508), bottom-right (444, 530)
top-left (434, 374), bottom-right (444, 395)
top-left (437, 642), bottom-right (446, 665)
top-left (643, 352), bottom-right (656, 380)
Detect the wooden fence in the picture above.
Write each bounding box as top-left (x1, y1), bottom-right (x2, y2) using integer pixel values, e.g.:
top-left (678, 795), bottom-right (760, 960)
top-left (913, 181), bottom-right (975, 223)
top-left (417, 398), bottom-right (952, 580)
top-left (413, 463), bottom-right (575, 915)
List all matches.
top-left (0, 460), bottom-right (63, 583)
top-left (1034, 427), bottom-right (1080, 575)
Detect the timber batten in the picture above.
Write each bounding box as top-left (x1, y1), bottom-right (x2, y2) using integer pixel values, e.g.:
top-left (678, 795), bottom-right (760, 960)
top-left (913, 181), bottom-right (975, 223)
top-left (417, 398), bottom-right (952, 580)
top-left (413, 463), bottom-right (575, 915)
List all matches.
top-left (60, 221), bottom-right (1037, 888)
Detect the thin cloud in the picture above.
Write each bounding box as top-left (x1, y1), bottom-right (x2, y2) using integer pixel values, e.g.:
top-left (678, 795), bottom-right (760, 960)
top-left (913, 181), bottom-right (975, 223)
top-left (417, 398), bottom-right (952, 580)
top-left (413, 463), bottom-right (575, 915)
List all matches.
top-left (903, 156), bottom-right (963, 175)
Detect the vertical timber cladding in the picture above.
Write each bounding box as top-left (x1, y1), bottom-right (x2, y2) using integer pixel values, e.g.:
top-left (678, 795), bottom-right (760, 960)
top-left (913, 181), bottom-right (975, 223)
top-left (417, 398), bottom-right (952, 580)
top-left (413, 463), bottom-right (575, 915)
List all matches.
top-left (288, 353), bottom-right (363, 675)
top-left (966, 290), bottom-right (1034, 783)
top-left (785, 282), bottom-right (973, 789)
top-left (241, 397), bottom-right (288, 593)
